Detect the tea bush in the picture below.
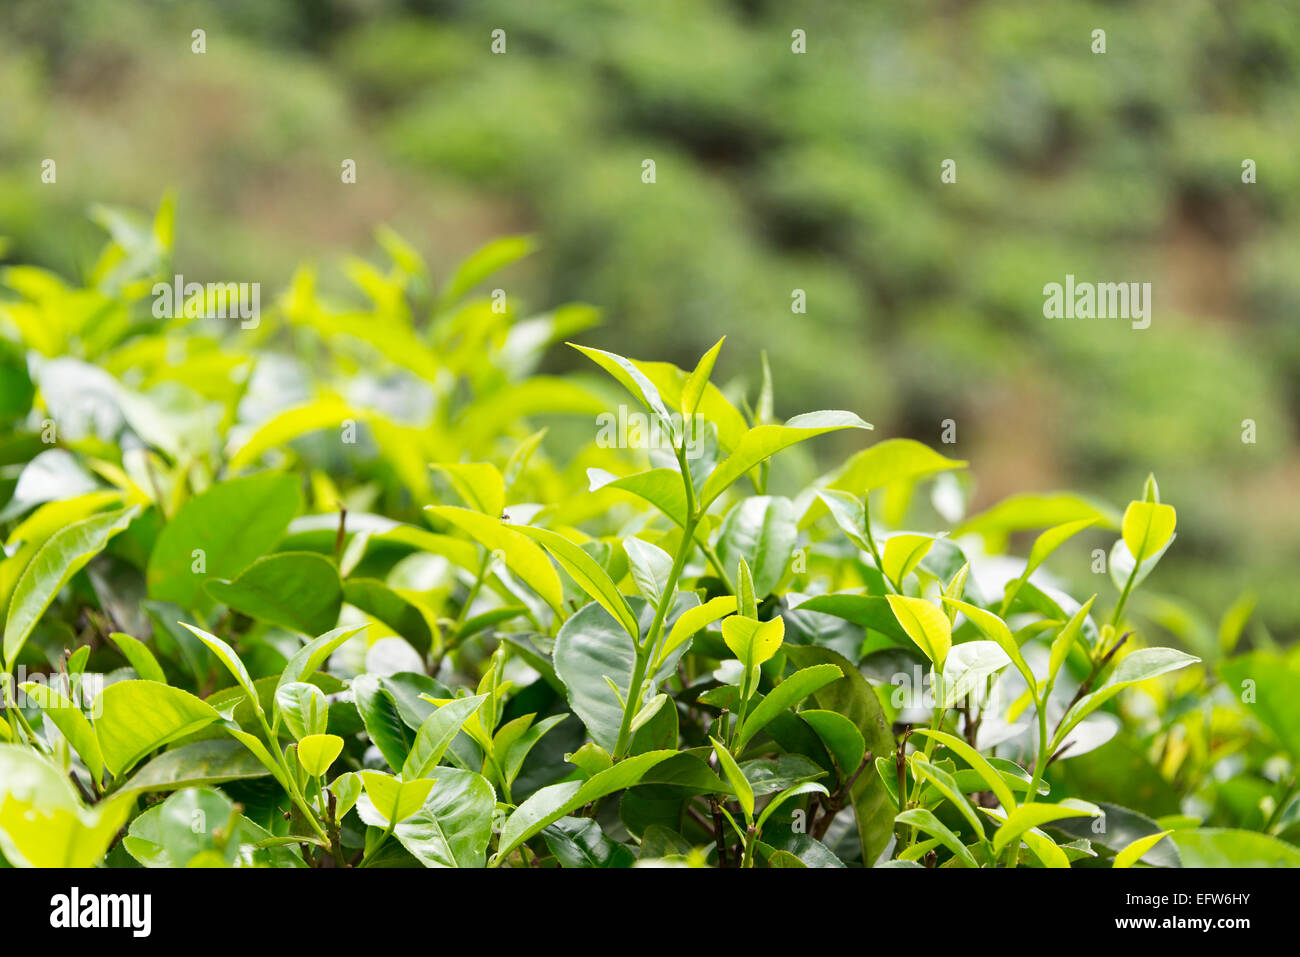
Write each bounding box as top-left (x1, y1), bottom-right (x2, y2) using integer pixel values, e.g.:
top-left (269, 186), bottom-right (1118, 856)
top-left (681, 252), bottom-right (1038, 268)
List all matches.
top-left (5, 0), bottom-right (1300, 636)
top-left (0, 202), bottom-right (1296, 868)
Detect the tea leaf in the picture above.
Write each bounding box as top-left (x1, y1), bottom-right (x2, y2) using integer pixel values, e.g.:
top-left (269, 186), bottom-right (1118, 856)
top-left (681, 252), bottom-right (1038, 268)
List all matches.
top-left (431, 462), bottom-right (505, 518)
top-left (180, 623), bottom-right (259, 708)
top-left (717, 496), bottom-right (797, 596)
top-left (429, 506), bottom-right (565, 616)
top-left (1171, 828), bottom-right (1300, 867)
top-left (734, 664), bottom-right (841, 753)
top-left (514, 527), bottom-right (642, 639)
top-left (721, 615), bottom-right (785, 672)
top-left (403, 694), bottom-right (489, 779)
top-left (681, 336), bottom-right (725, 418)
top-left (992, 799), bottom-right (1101, 856)
top-left (147, 474), bottom-right (300, 610)
top-left (495, 750), bottom-right (676, 862)
top-left (0, 747), bottom-right (133, 867)
top-left (108, 631), bottom-right (166, 684)
top-left (623, 536), bottom-right (674, 607)
top-left (118, 739), bottom-right (271, 795)
top-left (390, 767), bottom-right (496, 868)
top-left (358, 771), bottom-right (437, 827)
top-left (205, 551), bottom-right (343, 637)
top-left (18, 682), bottom-right (104, 786)
top-left (911, 729), bottom-right (1016, 811)
top-left (554, 599), bottom-right (687, 752)
top-left (886, 595), bottom-right (952, 667)
top-left (1055, 648), bottom-right (1200, 744)
top-left (343, 579), bottom-right (435, 656)
top-left (894, 808), bottom-right (978, 868)
top-left (1112, 829), bottom-right (1173, 868)
top-left (275, 682), bottom-right (330, 740)
top-left (93, 680), bottom-right (220, 777)
top-left (657, 595), bottom-right (737, 666)
top-left (4, 506), bottom-right (138, 667)
top-left (700, 411), bottom-right (872, 508)
top-left (941, 598), bottom-right (1033, 690)
top-left (710, 737), bottom-right (754, 821)
top-left (881, 534), bottom-right (933, 586)
top-left (297, 733), bottom-right (344, 777)
top-left (1121, 501), bottom-right (1177, 564)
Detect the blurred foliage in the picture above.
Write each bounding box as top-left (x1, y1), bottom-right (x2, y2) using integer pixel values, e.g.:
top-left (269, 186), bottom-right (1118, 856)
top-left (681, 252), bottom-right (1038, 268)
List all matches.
top-left (0, 0), bottom-right (1297, 636)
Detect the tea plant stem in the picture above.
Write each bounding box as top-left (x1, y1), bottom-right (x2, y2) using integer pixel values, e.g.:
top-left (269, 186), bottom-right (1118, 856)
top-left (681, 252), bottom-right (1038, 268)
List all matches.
top-left (142, 454), bottom-right (170, 522)
top-left (1, 681), bottom-right (44, 753)
top-left (326, 792), bottom-right (347, 868)
top-left (730, 666), bottom-right (757, 752)
top-left (613, 515), bottom-right (699, 759)
top-left (860, 503), bottom-right (899, 595)
top-left (1024, 693), bottom-right (1050, 808)
top-left (252, 707), bottom-right (328, 842)
top-left (454, 551), bottom-right (492, 632)
top-left (741, 825), bottom-right (758, 868)
top-left (613, 653), bottom-right (651, 761)
top-left (902, 707), bottom-right (944, 849)
top-left (613, 438), bottom-right (703, 760)
top-left (489, 752), bottom-right (512, 805)
top-left (700, 540), bottom-right (735, 592)
top-left (1264, 777), bottom-right (1297, 832)
top-left (1051, 632), bottom-right (1129, 742)
top-left (893, 732), bottom-right (911, 847)
top-left (333, 505), bottom-right (347, 561)
top-left (677, 442), bottom-right (697, 526)
top-left (811, 752), bottom-right (872, 840)
top-left (709, 797), bottom-right (729, 867)
top-left (997, 574), bottom-right (1027, 618)
top-left (1110, 562), bottom-right (1140, 629)
top-left (358, 821), bottom-right (396, 868)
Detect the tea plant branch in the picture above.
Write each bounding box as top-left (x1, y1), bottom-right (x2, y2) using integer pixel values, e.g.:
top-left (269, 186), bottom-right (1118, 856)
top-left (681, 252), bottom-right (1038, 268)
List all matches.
top-left (426, 550), bottom-right (496, 675)
top-left (1, 681), bottom-right (45, 754)
top-left (709, 797), bottom-right (729, 867)
top-left (1264, 776), bottom-right (1297, 833)
top-left (700, 540), bottom-right (735, 593)
top-left (1023, 687), bottom-right (1052, 809)
top-left (860, 500), bottom-right (900, 595)
top-left (1044, 741), bottom-right (1074, 768)
top-left (325, 791), bottom-right (347, 868)
top-left (741, 824), bottom-right (759, 868)
top-left (454, 550), bottom-right (492, 634)
top-left (612, 514), bottom-right (699, 759)
top-left (729, 666), bottom-right (758, 753)
top-left (676, 440), bottom-right (698, 531)
top-left (685, 803), bottom-right (713, 835)
top-left (894, 731), bottom-right (911, 846)
top-left (901, 708), bottom-right (947, 851)
top-left (358, 819), bottom-right (397, 868)
top-left (1050, 632), bottom-right (1130, 742)
top-left (333, 505), bottom-right (347, 561)
top-left (612, 439), bottom-right (702, 759)
top-left (811, 751), bottom-right (872, 840)
top-left (248, 705), bottom-right (329, 843)
top-left (906, 707), bottom-right (945, 802)
top-left (1109, 560), bottom-right (1141, 629)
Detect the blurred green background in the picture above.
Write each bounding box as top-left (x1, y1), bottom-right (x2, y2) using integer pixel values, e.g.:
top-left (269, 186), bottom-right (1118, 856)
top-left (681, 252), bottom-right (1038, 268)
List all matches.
top-left (1, 0), bottom-right (1297, 633)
